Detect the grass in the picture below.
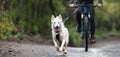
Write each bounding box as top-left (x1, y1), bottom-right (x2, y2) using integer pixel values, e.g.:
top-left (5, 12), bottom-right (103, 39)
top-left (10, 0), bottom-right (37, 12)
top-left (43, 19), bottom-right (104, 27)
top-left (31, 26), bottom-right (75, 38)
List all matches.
top-left (68, 27), bottom-right (84, 47)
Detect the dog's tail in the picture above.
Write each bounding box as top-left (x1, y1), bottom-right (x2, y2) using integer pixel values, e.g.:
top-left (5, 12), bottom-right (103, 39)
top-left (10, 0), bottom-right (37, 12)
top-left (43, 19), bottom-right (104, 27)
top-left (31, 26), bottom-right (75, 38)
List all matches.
top-left (49, 0), bottom-right (56, 17)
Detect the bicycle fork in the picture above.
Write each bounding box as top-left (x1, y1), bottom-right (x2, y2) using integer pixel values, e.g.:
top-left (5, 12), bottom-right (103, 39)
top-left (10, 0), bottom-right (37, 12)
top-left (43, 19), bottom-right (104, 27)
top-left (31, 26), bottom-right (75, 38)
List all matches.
top-left (81, 13), bottom-right (91, 33)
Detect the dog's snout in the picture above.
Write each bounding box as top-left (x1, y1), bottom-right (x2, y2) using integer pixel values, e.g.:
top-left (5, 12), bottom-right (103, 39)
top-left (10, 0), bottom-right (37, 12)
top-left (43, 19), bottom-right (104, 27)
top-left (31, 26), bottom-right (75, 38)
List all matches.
top-left (55, 26), bottom-right (59, 29)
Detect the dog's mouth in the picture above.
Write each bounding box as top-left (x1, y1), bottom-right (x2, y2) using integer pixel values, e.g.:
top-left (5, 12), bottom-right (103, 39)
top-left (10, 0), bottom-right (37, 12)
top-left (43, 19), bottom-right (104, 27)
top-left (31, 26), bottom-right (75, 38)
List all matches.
top-left (55, 30), bottom-right (60, 33)
top-left (54, 29), bottom-right (60, 33)
top-left (54, 26), bottom-right (61, 33)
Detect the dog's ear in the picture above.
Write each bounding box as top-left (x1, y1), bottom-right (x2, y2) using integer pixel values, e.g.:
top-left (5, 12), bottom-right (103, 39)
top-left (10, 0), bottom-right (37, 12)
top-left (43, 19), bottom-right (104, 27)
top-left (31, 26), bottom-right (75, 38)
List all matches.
top-left (51, 15), bottom-right (55, 20)
top-left (59, 14), bottom-right (62, 20)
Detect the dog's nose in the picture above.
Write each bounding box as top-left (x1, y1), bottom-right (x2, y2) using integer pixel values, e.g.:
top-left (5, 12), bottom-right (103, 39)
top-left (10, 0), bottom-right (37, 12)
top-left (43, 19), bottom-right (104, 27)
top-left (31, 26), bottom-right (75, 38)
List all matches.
top-left (56, 26), bottom-right (59, 29)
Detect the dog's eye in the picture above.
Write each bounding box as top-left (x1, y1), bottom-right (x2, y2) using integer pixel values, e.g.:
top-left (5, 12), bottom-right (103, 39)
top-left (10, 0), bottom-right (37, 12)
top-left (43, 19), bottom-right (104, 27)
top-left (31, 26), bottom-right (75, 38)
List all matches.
top-left (58, 22), bottom-right (60, 24)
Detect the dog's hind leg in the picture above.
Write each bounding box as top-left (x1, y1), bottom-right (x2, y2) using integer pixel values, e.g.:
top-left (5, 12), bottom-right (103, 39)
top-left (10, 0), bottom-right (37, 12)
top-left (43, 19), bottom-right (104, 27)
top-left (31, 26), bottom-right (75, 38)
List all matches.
top-left (63, 47), bottom-right (66, 54)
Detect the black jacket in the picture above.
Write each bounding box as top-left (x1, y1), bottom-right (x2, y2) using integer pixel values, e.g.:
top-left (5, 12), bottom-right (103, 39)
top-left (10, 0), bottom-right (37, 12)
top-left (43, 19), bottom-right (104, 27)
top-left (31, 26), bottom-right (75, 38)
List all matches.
top-left (70, 0), bottom-right (102, 4)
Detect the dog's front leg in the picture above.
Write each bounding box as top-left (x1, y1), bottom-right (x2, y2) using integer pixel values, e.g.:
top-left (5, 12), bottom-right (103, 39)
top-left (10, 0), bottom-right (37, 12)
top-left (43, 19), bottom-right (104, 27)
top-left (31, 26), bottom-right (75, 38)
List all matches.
top-left (59, 39), bottom-right (65, 52)
top-left (53, 37), bottom-right (59, 51)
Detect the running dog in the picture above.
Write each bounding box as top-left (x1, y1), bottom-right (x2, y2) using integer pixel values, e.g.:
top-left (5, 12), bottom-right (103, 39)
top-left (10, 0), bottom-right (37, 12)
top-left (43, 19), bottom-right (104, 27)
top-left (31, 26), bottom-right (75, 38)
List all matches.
top-left (51, 15), bottom-right (69, 54)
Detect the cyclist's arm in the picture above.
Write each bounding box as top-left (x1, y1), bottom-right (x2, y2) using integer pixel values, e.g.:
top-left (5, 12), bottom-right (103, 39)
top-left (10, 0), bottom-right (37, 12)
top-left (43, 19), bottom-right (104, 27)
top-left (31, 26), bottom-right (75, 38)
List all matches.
top-left (69, 0), bottom-right (74, 3)
top-left (98, 0), bottom-right (103, 3)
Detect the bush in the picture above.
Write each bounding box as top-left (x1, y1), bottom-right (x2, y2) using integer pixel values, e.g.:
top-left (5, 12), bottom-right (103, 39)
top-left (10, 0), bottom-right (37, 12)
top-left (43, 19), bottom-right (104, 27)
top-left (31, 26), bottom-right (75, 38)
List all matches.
top-left (68, 27), bottom-right (83, 47)
top-left (0, 11), bottom-right (16, 40)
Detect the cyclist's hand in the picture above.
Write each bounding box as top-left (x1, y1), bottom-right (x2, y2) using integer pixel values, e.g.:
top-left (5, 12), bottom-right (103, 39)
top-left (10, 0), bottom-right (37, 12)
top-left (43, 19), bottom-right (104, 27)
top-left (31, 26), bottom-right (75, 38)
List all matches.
top-left (69, 4), bottom-right (75, 8)
top-left (97, 3), bottom-right (103, 8)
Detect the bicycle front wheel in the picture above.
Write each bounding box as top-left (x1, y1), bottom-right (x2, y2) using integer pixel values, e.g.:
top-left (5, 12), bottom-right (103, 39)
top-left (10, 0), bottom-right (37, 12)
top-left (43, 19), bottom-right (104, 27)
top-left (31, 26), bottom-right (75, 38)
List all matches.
top-left (84, 16), bottom-right (89, 52)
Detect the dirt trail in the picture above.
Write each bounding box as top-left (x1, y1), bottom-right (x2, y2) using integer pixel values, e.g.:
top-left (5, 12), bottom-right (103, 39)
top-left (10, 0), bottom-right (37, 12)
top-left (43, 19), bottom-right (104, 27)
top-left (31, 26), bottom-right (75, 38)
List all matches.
top-left (0, 37), bottom-right (120, 57)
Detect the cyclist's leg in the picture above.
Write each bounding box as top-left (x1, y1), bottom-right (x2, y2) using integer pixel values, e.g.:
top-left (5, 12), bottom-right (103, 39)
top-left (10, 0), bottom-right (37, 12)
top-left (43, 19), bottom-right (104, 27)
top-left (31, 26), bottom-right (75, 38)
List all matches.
top-left (90, 17), bottom-right (95, 39)
top-left (76, 12), bottom-right (81, 32)
top-left (89, 5), bottom-right (96, 43)
top-left (76, 5), bottom-right (82, 32)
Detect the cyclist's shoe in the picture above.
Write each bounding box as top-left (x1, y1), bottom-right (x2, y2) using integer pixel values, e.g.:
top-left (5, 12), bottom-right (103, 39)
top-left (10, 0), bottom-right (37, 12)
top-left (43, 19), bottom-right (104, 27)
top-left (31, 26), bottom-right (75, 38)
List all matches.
top-left (76, 24), bottom-right (80, 32)
top-left (90, 36), bottom-right (96, 44)
top-left (90, 39), bottom-right (96, 44)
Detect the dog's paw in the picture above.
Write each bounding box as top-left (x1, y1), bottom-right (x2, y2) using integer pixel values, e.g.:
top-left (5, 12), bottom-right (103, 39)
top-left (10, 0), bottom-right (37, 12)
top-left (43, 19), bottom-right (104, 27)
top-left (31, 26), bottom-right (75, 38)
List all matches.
top-left (64, 50), bottom-right (67, 54)
top-left (59, 48), bottom-right (63, 52)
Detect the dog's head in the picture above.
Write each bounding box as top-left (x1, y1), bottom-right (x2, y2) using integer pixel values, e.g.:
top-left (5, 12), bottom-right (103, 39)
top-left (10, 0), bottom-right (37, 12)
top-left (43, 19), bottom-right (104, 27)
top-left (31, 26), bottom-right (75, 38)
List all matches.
top-left (51, 15), bottom-right (63, 33)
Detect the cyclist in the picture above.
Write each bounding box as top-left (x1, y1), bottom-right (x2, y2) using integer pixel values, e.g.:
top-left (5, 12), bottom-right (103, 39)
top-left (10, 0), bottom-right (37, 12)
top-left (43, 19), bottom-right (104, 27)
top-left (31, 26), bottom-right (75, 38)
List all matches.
top-left (69, 0), bottom-right (103, 43)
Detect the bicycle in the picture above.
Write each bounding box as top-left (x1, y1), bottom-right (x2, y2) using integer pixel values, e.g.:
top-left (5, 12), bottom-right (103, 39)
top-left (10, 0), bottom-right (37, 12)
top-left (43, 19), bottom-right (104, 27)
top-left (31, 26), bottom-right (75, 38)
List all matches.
top-left (75, 4), bottom-right (96, 52)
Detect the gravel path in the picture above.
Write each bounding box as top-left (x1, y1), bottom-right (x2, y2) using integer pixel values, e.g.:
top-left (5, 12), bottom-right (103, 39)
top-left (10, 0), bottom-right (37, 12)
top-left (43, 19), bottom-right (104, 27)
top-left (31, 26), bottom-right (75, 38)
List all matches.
top-left (0, 38), bottom-right (120, 57)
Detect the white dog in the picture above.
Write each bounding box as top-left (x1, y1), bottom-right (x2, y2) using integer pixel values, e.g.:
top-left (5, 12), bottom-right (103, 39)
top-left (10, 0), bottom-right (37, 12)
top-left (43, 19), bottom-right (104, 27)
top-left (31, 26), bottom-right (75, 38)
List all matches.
top-left (51, 15), bottom-right (69, 54)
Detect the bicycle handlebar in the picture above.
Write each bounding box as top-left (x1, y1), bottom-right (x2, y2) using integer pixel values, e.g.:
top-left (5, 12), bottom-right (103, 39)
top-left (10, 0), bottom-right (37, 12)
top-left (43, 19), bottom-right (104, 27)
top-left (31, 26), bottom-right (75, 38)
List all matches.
top-left (75, 4), bottom-right (97, 8)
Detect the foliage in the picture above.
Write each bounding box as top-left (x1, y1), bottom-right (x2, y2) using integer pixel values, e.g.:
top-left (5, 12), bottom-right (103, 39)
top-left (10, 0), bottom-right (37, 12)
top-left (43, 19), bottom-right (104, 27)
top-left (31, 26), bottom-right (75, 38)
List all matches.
top-left (0, 11), bottom-right (16, 40)
top-left (68, 27), bottom-right (83, 47)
